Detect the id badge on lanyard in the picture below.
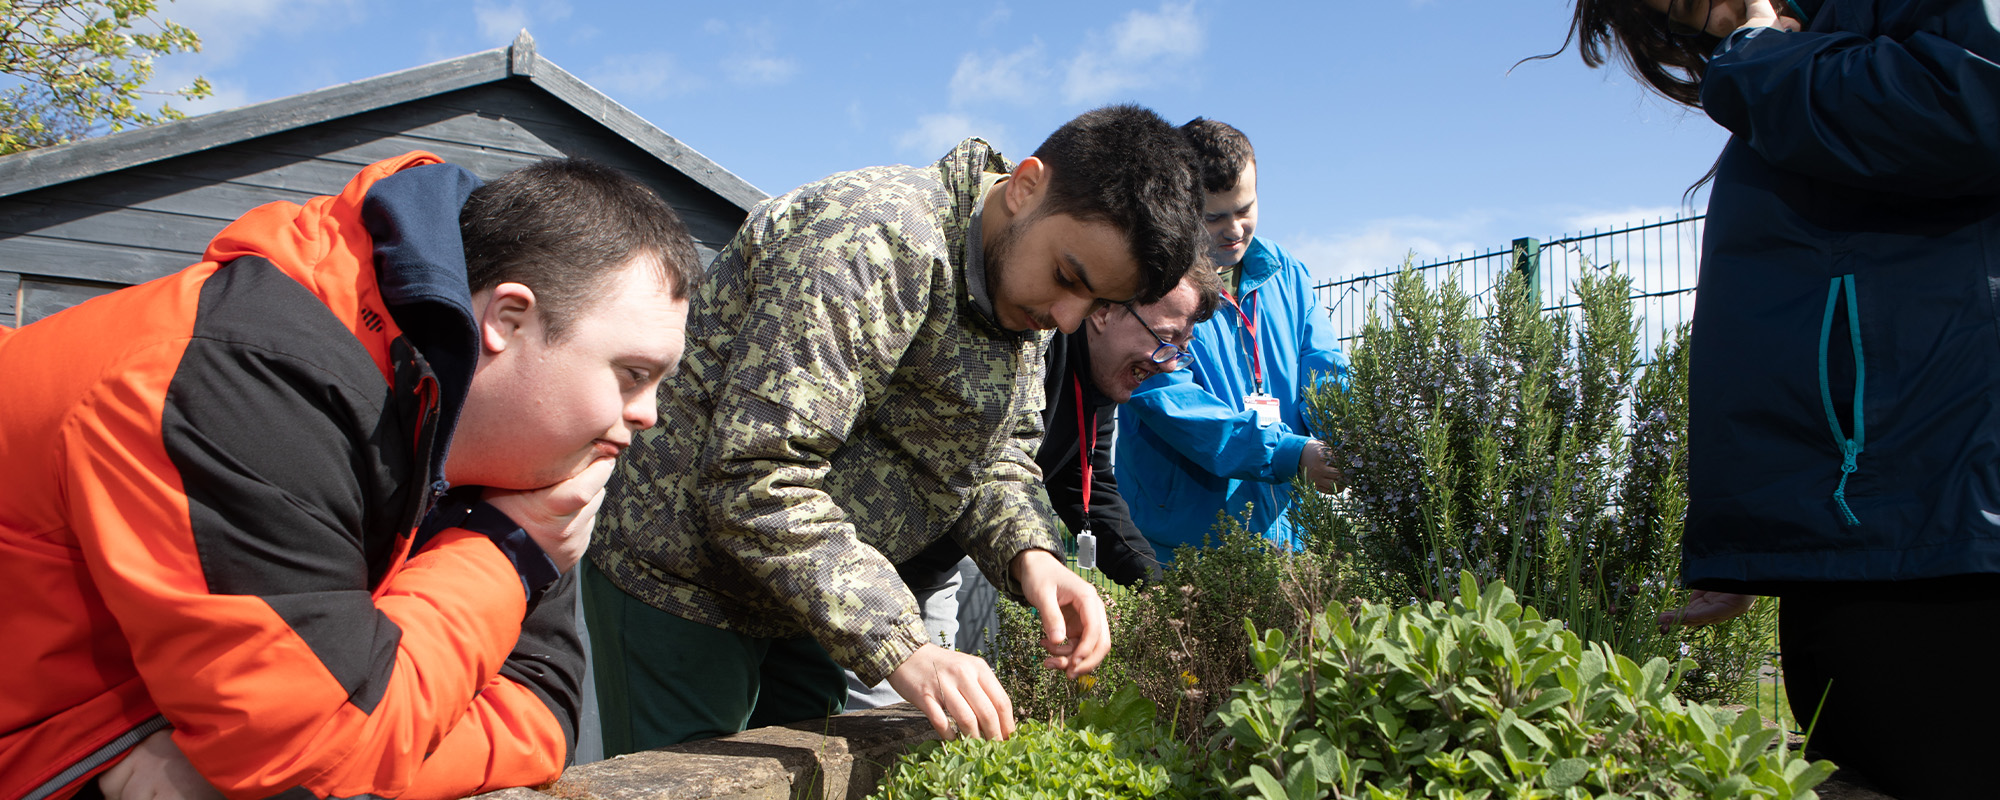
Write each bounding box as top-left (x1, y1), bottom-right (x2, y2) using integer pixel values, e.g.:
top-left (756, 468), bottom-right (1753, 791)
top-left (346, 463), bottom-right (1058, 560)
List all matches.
top-left (1227, 289), bottom-right (1279, 428)
top-left (1246, 392), bottom-right (1281, 427)
top-left (1073, 376), bottom-right (1099, 571)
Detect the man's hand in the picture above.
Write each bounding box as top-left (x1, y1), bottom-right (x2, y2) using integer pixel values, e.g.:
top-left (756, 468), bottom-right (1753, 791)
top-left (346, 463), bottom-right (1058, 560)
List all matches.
top-left (98, 730), bottom-right (223, 800)
top-left (886, 643), bottom-right (1016, 741)
top-left (1298, 440), bottom-right (1345, 493)
top-left (1012, 548), bottom-right (1109, 678)
top-left (482, 457), bottom-right (616, 572)
top-left (1658, 590), bottom-right (1756, 632)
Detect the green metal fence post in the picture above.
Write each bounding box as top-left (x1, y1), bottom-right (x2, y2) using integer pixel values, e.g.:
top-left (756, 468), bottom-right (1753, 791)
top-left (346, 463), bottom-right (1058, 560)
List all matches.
top-left (1513, 237), bottom-right (1541, 302)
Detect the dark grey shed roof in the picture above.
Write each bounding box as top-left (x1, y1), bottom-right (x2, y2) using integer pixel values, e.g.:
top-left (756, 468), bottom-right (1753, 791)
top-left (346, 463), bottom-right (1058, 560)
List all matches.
top-left (0, 30), bottom-right (766, 328)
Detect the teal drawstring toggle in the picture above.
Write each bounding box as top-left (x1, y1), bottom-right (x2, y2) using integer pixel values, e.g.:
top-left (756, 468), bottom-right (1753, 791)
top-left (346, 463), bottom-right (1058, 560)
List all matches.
top-left (1833, 440), bottom-right (1861, 526)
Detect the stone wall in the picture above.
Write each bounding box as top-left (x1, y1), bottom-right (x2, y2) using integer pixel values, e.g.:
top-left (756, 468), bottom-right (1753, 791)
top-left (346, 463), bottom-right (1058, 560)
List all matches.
top-left (488, 704), bottom-right (937, 800)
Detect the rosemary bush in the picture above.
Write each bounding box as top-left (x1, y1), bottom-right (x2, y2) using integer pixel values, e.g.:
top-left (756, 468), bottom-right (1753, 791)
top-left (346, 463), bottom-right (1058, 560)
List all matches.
top-left (1302, 263), bottom-right (1770, 704)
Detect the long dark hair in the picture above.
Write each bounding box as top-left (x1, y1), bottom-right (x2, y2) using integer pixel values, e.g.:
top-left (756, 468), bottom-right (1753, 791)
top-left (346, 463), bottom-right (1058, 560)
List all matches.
top-left (1565, 0), bottom-right (1721, 108)
top-left (1518, 1), bottom-right (1731, 200)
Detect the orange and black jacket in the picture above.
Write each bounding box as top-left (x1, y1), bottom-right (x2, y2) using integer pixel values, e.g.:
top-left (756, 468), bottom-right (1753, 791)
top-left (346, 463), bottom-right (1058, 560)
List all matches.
top-left (0, 153), bottom-right (582, 800)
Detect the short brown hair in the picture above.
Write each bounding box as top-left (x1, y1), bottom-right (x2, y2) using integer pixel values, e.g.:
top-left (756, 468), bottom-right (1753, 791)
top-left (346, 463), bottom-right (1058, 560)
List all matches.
top-left (1180, 260), bottom-right (1223, 324)
top-left (460, 158), bottom-right (701, 341)
top-left (1180, 118), bottom-right (1256, 194)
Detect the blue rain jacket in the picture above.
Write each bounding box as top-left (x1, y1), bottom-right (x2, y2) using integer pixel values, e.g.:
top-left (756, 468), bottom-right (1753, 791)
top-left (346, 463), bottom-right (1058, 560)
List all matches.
top-left (1684, 0), bottom-right (2000, 591)
top-left (1116, 237), bottom-right (1347, 556)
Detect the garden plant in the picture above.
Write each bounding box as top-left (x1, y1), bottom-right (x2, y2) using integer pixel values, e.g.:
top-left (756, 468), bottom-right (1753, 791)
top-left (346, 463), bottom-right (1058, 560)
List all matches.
top-left (1300, 263), bottom-right (1771, 704)
top-left (883, 573), bottom-right (1831, 799)
top-left (991, 520), bottom-right (1345, 745)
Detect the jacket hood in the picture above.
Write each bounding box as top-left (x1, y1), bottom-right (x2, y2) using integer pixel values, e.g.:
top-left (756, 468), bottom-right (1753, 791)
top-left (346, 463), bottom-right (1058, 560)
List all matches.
top-left (202, 151), bottom-right (484, 482)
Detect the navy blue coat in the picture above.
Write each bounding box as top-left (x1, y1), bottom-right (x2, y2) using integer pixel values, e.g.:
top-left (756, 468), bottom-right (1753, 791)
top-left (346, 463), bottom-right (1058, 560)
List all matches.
top-left (1684, 0), bottom-right (2000, 590)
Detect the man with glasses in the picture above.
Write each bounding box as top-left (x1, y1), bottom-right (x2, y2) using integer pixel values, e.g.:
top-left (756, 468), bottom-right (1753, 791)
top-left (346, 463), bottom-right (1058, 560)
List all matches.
top-left (1035, 271), bottom-right (1222, 582)
top-left (1116, 117), bottom-right (1349, 559)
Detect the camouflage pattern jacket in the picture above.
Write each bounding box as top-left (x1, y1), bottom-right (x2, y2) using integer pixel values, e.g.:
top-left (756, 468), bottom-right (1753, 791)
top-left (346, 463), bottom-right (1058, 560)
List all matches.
top-left (591, 139), bottom-right (1061, 684)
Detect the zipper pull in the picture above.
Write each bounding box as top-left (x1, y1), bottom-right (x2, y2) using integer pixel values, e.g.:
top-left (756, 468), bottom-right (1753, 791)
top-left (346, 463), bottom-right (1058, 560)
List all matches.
top-left (431, 479), bottom-right (451, 501)
top-left (1833, 440), bottom-right (1861, 526)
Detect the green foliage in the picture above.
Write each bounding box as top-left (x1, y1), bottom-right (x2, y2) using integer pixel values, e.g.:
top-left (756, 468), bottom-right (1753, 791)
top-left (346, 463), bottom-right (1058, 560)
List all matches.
top-left (0, 0), bottom-right (211, 154)
top-left (993, 519), bottom-right (1346, 745)
top-left (1303, 262), bottom-right (1773, 704)
top-left (1206, 573), bottom-right (1835, 800)
top-left (869, 682), bottom-right (1203, 800)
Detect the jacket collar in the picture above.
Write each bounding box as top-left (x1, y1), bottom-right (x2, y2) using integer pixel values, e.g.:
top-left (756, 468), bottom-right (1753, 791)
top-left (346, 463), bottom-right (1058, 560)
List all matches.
top-left (360, 162), bottom-right (484, 440)
top-left (1233, 237), bottom-right (1282, 296)
top-left (935, 138), bottom-right (1017, 333)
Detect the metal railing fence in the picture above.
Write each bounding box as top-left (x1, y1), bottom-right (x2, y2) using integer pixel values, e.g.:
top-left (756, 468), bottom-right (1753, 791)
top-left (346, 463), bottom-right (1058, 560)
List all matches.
top-left (1312, 214), bottom-right (1704, 358)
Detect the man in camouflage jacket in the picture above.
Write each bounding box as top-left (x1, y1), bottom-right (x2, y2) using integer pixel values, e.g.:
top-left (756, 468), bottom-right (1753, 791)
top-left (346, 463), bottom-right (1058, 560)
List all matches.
top-left (585, 105), bottom-right (1205, 750)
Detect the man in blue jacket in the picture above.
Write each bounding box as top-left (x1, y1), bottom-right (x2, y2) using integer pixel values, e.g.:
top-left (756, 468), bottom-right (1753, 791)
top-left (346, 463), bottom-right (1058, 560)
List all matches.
top-left (1116, 118), bottom-right (1347, 557)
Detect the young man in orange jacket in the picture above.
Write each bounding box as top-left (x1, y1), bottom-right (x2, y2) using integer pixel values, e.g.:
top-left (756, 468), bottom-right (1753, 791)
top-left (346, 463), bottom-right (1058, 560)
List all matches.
top-left (0, 153), bottom-right (699, 800)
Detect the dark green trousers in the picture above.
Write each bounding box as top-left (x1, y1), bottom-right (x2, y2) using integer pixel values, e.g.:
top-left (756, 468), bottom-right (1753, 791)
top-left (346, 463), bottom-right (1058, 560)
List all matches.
top-left (582, 559), bottom-right (846, 755)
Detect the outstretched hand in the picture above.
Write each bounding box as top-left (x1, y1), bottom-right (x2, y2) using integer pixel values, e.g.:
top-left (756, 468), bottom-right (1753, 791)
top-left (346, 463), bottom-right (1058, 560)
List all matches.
top-left (1743, 0), bottom-right (1803, 32)
top-left (887, 643), bottom-right (1016, 741)
top-left (482, 457), bottom-right (616, 572)
top-left (98, 730), bottom-right (223, 800)
top-left (1658, 589), bottom-right (1756, 632)
top-left (1299, 440), bottom-right (1345, 493)
top-left (1013, 548), bottom-right (1110, 678)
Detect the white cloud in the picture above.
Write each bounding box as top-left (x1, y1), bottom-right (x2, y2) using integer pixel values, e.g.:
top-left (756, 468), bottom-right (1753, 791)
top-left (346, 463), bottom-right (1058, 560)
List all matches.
top-left (474, 3), bottom-right (530, 43)
top-left (473, 0), bottom-right (570, 44)
top-left (726, 53), bottom-right (797, 85)
top-left (153, 0), bottom-right (359, 62)
top-left (948, 41), bottom-right (1048, 107)
top-left (584, 51), bottom-right (702, 99)
top-left (1062, 1), bottom-right (1205, 104)
top-left (1288, 214), bottom-right (1491, 288)
top-left (978, 4), bottom-right (1013, 36)
top-left (699, 19), bottom-right (797, 86)
top-left (896, 113), bottom-right (1007, 160)
top-left (1563, 205), bottom-right (1684, 234)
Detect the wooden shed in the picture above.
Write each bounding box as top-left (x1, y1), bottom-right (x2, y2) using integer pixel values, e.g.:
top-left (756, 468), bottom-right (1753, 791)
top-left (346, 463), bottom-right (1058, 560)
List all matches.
top-left (0, 31), bottom-right (764, 329)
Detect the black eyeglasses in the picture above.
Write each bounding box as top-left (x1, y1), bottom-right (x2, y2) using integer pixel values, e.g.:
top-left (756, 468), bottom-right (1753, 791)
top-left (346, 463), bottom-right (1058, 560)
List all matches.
top-left (1125, 303), bottom-right (1195, 369)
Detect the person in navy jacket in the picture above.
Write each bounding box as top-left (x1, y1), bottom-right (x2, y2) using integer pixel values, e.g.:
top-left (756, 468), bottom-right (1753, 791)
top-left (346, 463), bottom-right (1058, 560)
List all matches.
top-left (1562, 0), bottom-right (2000, 795)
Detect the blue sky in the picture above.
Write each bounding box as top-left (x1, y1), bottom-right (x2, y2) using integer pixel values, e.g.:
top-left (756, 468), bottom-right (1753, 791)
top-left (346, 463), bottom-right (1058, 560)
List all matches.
top-left (140, 0), bottom-right (1730, 287)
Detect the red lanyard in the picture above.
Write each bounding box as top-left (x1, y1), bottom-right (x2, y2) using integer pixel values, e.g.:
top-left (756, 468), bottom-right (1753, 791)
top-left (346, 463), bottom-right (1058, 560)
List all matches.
top-left (1074, 375), bottom-right (1095, 517)
top-left (1221, 289), bottom-right (1262, 393)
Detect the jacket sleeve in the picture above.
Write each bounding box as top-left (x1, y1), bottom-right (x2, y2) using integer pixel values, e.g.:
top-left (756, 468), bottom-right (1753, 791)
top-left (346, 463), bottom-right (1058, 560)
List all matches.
top-left (1700, 7), bottom-right (2000, 197)
top-left (946, 399), bottom-right (1066, 602)
top-left (64, 342), bottom-right (570, 800)
top-left (693, 212), bottom-right (933, 686)
top-left (1125, 367), bottom-right (1312, 484)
